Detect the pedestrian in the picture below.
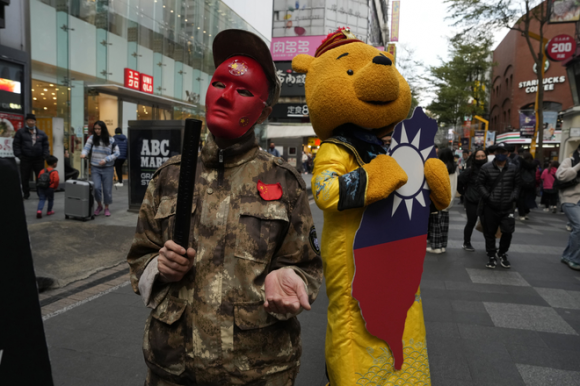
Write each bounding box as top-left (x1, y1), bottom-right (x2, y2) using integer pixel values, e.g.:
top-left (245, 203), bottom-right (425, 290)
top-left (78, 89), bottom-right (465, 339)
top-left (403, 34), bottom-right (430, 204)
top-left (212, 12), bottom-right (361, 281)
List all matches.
top-left (517, 152), bottom-right (538, 220)
top-left (35, 155), bottom-right (59, 219)
top-left (267, 142), bottom-right (280, 157)
top-left (461, 150), bottom-right (471, 170)
top-left (302, 150), bottom-right (309, 174)
top-left (541, 160), bottom-right (559, 213)
top-left (458, 148), bottom-right (487, 251)
top-left (80, 121), bottom-right (119, 217)
top-left (477, 143), bottom-right (521, 269)
top-left (113, 127), bottom-right (128, 187)
top-left (486, 144), bottom-right (497, 163)
top-left (127, 29), bottom-right (323, 386)
top-left (12, 113), bottom-right (50, 199)
top-left (427, 147), bottom-right (458, 254)
top-left (381, 133), bottom-right (392, 150)
top-left (556, 144), bottom-right (580, 271)
top-left (63, 149), bottom-right (79, 181)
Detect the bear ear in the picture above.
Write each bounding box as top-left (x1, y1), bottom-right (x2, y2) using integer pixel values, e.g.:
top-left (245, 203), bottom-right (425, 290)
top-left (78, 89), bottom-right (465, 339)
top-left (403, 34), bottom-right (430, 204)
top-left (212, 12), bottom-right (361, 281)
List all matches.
top-left (292, 54), bottom-right (314, 74)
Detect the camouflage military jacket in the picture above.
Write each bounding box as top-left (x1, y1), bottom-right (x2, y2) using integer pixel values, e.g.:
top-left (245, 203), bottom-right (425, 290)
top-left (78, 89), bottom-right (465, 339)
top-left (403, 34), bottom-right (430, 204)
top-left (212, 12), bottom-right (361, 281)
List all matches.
top-left (127, 129), bottom-right (323, 385)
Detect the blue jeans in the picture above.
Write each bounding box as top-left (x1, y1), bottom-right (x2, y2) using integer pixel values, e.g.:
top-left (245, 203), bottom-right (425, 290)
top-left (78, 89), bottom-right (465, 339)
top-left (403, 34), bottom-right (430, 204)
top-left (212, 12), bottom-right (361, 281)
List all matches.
top-left (37, 188), bottom-right (54, 212)
top-left (562, 201), bottom-right (580, 264)
top-left (92, 166), bottom-right (114, 205)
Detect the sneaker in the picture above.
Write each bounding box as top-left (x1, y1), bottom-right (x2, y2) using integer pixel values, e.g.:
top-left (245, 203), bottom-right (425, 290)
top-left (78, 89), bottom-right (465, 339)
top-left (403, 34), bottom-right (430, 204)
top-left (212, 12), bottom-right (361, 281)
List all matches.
top-left (561, 258), bottom-right (570, 265)
top-left (566, 224), bottom-right (572, 232)
top-left (519, 216), bottom-right (526, 220)
top-left (486, 256), bottom-right (497, 269)
top-left (442, 248), bottom-right (446, 253)
top-left (36, 210), bottom-right (42, 219)
top-left (568, 262), bottom-right (580, 271)
top-left (115, 182), bottom-right (123, 187)
top-left (94, 205), bottom-right (103, 216)
top-left (543, 208), bottom-right (550, 212)
top-left (552, 207), bottom-right (557, 214)
top-left (525, 215), bottom-right (529, 220)
top-left (104, 208), bottom-right (111, 217)
top-left (46, 210), bottom-right (55, 216)
top-left (426, 247), bottom-right (443, 254)
top-left (498, 253), bottom-right (511, 269)
top-left (463, 242), bottom-right (475, 252)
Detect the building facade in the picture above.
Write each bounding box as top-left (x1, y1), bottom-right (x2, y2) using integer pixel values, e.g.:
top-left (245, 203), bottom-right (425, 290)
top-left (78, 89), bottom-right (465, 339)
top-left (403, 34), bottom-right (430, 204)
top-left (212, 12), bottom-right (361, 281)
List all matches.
top-left (26, 0), bottom-right (266, 171)
top-left (490, 17), bottom-right (575, 160)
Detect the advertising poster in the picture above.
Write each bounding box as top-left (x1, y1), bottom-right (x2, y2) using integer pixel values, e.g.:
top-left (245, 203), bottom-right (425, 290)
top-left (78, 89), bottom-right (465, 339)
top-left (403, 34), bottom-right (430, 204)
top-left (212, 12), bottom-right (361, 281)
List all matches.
top-left (519, 110), bottom-right (536, 137)
top-left (542, 111), bottom-right (559, 141)
top-left (486, 131), bottom-right (496, 147)
top-left (473, 130), bottom-right (485, 146)
top-left (550, 0), bottom-right (580, 23)
top-left (387, 43), bottom-right (397, 65)
top-left (128, 126), bottom-right (182, 209)
top-left (0, 112), bottom-right (23, 157)
top-left (391, 1), bottom-right (400, 42)
top-left (461, 137), bottom-right (469, 148)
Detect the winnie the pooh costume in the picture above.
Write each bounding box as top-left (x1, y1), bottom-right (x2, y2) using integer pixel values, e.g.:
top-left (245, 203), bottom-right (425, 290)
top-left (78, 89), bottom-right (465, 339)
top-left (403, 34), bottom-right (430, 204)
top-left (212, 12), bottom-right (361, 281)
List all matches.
top-left (292, 28), bottom-right (451, 386)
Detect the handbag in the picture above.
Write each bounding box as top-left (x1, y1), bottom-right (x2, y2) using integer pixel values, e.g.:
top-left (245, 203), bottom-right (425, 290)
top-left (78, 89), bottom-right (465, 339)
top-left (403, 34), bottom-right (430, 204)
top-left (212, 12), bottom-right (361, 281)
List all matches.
top-left (554, 157), bottom-right (579, 191)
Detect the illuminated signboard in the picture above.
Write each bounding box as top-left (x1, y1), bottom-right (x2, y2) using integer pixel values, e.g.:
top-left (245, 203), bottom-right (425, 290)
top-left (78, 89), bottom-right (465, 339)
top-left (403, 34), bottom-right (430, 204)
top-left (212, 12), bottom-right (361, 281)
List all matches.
top-left (0, 78), bottom-right (21, 94)
top-left (124, 69), bottom-right (140, 91)
top-left (141, 73), bottom-right (153, 94)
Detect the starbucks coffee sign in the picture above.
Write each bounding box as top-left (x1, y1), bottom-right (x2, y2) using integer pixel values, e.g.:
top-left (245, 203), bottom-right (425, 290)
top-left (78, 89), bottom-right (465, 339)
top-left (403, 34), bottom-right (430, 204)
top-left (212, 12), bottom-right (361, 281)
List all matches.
top-left (518, 76), bottom-right (566, 93)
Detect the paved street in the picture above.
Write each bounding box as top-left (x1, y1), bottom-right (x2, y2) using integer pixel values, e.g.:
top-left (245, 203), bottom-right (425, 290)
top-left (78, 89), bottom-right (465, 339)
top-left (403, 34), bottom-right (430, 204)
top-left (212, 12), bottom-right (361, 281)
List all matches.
top-left (35, 188), bottom-right (580, 386)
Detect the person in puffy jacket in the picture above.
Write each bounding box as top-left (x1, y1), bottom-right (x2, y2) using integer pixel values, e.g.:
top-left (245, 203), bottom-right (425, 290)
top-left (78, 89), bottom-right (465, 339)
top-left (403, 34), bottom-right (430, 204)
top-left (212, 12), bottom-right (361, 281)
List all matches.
top-left (80, 121), bottom-right (120, 217)
top-left (458, 149), bottom-right (487, 252)
top-left (477, 143), bottom-right (521, 269)
top-left (113, 127), bottom-right (128, 186)
top-left (541, 161), bottom-right (559, 213)
top-left (517, 152), bottom-right (538, 220)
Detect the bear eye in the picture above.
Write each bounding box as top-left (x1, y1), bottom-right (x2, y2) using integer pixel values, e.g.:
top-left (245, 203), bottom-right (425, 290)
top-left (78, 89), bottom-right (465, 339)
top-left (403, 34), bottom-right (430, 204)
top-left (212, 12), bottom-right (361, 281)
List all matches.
top-left (347, 69), bottom-right (353, 76)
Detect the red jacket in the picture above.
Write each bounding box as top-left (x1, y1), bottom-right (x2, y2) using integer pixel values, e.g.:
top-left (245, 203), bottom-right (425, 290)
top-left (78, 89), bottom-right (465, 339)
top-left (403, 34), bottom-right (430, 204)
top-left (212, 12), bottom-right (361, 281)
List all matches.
top-left (541, 167), bottom-right (557, 190)
top-left (38, 167), bottom-right (60, 189)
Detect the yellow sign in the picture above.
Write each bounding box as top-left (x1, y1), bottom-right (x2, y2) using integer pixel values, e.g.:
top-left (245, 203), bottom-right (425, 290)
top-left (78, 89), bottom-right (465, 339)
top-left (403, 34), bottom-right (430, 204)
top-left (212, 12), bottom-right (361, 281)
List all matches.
top-left (387, 43), bottom-right (397, 66)
top-left (391, 1), bottom-right (400, 42)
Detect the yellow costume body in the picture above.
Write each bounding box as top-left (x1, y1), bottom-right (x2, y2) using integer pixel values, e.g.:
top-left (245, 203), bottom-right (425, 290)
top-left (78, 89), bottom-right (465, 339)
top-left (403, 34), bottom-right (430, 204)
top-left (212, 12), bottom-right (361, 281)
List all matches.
top-left (293, 28), bottom-right (451, 386)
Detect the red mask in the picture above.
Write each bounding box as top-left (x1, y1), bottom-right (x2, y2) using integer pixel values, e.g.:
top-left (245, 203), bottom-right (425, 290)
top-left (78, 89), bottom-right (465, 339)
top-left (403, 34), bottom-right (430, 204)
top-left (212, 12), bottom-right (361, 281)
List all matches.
top-left (206, 55), bottom-right (270, 139)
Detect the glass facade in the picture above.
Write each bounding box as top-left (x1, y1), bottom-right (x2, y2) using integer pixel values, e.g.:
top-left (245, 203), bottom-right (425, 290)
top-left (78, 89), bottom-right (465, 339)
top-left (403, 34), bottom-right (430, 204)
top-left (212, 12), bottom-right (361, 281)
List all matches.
top-left (30, 0), bottom-right (267, 169)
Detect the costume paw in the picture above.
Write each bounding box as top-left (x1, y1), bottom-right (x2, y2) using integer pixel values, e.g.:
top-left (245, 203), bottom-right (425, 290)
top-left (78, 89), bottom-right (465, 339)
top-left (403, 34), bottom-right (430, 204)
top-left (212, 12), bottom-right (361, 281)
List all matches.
top-left (362, 154), bottom-right (408, 205)
top-left (425, 158), bottom-right (451, 210)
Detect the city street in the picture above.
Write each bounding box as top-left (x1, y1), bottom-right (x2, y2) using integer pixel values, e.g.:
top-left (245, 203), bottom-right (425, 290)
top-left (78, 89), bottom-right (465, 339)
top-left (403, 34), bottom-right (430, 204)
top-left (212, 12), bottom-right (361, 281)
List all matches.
top-left (32, 184), bottom-right (580, 386)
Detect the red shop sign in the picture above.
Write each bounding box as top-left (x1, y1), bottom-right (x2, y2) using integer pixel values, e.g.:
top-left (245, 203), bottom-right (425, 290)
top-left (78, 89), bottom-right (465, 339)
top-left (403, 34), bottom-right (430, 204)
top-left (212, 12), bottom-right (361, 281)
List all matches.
top-left (546, 34), bottom-right (577, 62)
top-left (124, 68), bottom-right (140, 90)
top-left (141, 73), bottom-right (153, 94)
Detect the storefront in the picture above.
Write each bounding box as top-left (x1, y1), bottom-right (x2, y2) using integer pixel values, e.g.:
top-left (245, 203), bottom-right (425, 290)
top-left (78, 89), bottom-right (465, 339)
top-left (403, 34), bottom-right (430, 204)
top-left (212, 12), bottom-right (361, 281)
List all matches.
top-left (29, 0), bottom-right (267, 171)
top-left (496, 130), bottom-right (562, 162)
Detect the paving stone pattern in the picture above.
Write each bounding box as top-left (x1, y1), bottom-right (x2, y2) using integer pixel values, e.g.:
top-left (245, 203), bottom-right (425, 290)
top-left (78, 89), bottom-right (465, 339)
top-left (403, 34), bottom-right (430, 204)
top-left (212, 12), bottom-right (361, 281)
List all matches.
top-left (39, 201), bottom-right (580, 386)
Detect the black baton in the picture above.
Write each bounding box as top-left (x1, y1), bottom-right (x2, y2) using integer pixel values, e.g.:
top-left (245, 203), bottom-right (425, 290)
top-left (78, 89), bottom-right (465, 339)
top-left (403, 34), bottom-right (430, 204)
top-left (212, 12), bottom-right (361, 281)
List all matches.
top-left (173, 119), bottom-right (202, 250)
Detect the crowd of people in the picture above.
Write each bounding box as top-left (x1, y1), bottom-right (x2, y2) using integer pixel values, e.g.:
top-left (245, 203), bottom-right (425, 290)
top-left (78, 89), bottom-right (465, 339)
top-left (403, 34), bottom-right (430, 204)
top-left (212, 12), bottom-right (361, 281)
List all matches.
top-left (427, 142), bottom-right (580, 272)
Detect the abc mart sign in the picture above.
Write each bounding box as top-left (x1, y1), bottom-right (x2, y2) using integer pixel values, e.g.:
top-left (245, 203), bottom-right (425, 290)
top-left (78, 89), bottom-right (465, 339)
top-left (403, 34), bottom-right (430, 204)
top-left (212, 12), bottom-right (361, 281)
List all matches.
top-left (518, 76), bottom-right (566, 93)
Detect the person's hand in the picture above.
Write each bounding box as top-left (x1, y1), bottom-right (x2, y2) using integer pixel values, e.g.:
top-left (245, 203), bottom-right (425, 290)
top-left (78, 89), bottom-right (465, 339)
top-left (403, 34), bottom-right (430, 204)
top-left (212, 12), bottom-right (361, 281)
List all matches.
top-left (158, 240), bottom-right (196, 282)
top-left (264, 268), bottom-right (310, 315)
top-left (80, 154), bottom-right (86, 159)
top-left (99, 159), bottom-right (106, 166)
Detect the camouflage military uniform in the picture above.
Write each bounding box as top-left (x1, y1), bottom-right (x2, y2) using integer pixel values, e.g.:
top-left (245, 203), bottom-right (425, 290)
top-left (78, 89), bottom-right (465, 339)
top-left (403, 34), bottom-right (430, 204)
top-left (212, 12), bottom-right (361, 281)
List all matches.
top-left (127, 129), bottom-right (323, 386)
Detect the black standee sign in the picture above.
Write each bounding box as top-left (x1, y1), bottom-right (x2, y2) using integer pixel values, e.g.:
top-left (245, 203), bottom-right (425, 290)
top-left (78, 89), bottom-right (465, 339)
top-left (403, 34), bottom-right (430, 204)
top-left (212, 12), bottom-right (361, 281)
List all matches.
top-left (128, 120), bottom-right (184, 211)
top-left (0, 158), bottom-right (53, 385)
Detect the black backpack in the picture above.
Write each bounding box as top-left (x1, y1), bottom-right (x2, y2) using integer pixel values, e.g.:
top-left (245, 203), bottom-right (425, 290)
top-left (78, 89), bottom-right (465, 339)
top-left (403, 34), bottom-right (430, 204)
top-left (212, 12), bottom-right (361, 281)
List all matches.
top-left (37, 169), bottom-right (54, 189)
top-left (521, 169), bottom-right (535, 189)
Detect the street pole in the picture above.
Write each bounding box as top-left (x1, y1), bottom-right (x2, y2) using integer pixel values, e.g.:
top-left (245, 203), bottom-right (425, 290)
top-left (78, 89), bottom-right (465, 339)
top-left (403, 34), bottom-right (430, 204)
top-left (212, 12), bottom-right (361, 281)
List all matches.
top-left (474, 115), bottom-right (489, 150)
top-left (527, 32), bottom-right (548, 159)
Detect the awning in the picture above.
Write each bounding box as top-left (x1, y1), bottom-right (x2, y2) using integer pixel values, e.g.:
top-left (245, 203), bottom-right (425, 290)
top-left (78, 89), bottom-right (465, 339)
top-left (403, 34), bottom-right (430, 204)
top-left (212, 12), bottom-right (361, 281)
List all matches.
top-left (267, 124), bottom-right (316, 138)
top-left (86, 84), bottom-right (197, 109)
top-left (496, 130), bottom-right (561, 144)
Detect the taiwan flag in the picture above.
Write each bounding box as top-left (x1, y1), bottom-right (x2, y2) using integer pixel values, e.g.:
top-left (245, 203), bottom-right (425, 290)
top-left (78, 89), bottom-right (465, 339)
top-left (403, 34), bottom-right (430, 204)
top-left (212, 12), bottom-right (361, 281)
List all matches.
top-left (352, 107), bottom-right (437, 370)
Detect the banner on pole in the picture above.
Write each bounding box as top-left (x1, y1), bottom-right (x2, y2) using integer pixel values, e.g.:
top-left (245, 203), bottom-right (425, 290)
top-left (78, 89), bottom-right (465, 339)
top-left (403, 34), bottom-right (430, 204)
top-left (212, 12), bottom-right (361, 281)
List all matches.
top-left (391, 1), bottom-right (400, 42)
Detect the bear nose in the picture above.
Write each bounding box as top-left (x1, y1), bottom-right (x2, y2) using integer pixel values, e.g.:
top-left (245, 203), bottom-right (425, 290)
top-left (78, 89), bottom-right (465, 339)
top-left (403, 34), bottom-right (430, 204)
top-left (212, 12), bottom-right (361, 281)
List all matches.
top-left (372, 55), bottom-right (392, 66)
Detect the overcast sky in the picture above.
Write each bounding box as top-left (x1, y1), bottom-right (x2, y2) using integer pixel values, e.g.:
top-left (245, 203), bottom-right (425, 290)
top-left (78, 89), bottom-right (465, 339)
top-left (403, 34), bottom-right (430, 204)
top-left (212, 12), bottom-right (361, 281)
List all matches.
top-left (224, 0), bottom-right (511, 105)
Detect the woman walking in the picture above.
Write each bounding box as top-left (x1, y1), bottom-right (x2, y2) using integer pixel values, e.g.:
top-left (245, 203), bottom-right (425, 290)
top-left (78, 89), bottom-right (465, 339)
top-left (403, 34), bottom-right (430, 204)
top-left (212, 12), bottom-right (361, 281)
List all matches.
top-left (458, 149), bottom-right (487, 252)
top-left (541, 161), bottom-right (560, 213)
top-left (427, 147), bottom-right (458, 254)
top-left (80, 121), bottom-right (119, 217)
top-left (518, 152), bottom-right (538, 220)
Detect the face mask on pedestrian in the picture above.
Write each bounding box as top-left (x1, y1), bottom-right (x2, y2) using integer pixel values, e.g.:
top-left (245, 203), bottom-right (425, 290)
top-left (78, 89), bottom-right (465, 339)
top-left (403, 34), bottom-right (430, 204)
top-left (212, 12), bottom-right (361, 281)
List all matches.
top-left (495, 153), bottom-right (507, 162)
top-left (206, 55), bottom-right (270, 139)
top-left (473, 158), bottom-right (487, 167)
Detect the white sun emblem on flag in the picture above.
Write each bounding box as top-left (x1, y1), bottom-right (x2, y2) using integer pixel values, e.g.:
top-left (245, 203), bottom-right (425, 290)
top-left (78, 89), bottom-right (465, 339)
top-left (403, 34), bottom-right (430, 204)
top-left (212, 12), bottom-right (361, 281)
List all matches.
top-left (388, 123), bottom-right (433, 220)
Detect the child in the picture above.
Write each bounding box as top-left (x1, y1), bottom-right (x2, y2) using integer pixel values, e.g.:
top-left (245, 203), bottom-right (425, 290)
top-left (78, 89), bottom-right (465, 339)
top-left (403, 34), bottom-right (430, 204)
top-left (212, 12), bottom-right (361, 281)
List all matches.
top-left (36, 155), bottom-right (59, 219)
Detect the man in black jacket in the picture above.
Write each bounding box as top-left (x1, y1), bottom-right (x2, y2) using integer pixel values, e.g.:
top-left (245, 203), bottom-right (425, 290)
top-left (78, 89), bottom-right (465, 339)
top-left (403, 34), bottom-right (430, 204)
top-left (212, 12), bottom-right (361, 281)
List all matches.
top-left (13, 114), bottom-right (50, 199)
top-left (477, 143), bottom-right (522, 269)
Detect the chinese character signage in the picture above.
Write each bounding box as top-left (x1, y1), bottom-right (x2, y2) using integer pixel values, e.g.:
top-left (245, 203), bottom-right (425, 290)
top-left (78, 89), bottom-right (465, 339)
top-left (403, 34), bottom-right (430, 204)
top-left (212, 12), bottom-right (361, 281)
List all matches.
top-left (546, 34), bottom-right (576, 61)
top-left (275, 61), bottom-right (306, 97)
top-left (391, 1), bottom-right (400, 42)
top-left (124, 69), bottom-right (140, 90)
top-left (271, 35), bottom-right (326, 61)
top-left (141, 73), bottom-right (154, 94)
top-left (272, 103), bottom-right (310, 119)
top-left (387, 43), bottom-right (397, 65)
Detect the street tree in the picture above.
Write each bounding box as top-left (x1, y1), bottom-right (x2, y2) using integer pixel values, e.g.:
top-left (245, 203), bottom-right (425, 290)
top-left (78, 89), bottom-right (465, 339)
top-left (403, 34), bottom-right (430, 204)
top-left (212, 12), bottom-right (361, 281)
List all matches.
top-left (395, 44), bottom-right (425, 117)
top-left (426, 36), bottom-right (494, 144)
top-left (445, 0), bottom-right (553, 163)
